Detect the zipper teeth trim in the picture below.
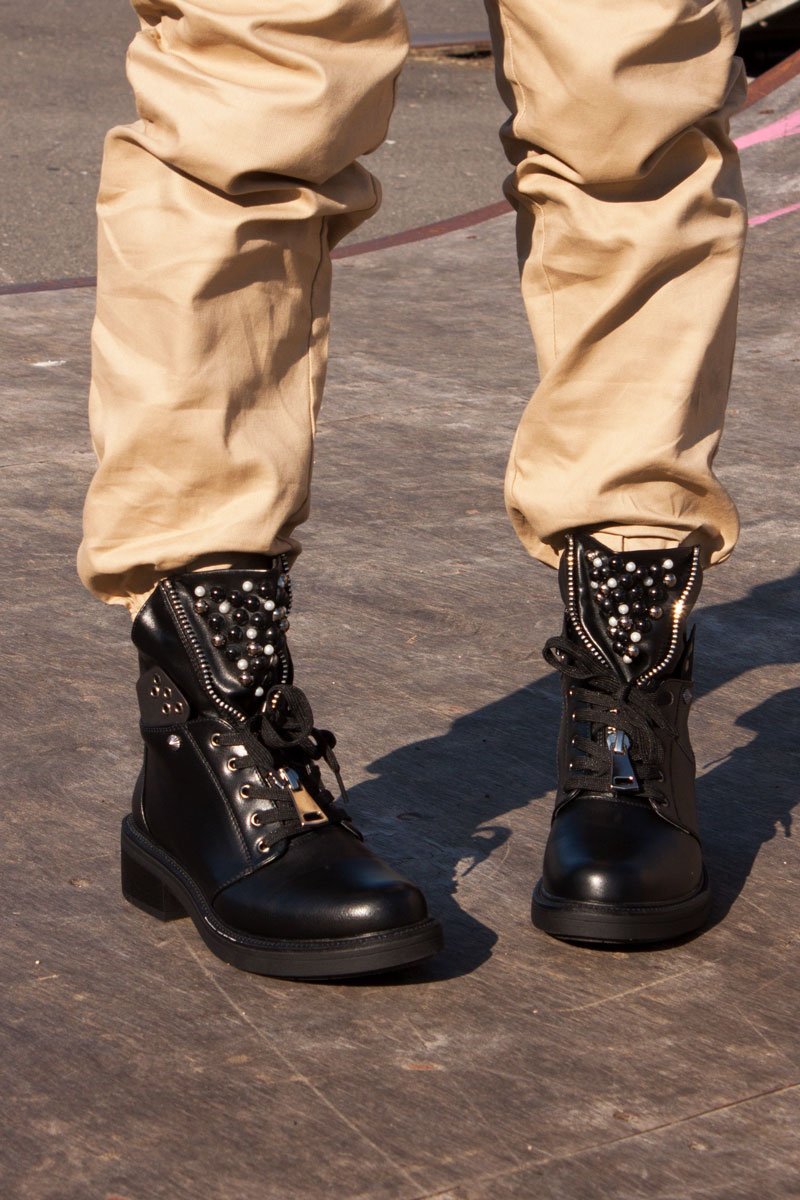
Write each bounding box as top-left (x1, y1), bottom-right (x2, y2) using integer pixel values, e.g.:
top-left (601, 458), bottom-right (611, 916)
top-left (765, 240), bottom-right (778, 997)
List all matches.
top-left (163, 580), bottom-right (248, 723)
top-left (637, 546), bottom-right (700, 687)
top-left (566, 535), bottom-right (607, 666)
top-left (280, 553), bottom-right (293, 613)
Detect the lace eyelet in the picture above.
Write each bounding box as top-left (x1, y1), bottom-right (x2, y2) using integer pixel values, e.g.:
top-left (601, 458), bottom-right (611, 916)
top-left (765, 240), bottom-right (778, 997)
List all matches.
top-left (210, 733), bottom-right (223, 748)
top-left (227, 757), bottom-right (239, 771)
top-left (250, 811), bottom-right (263, 827)
top-left (255, 836), bottom-right (270, 853)
top-left (239, 784), bottom-right (251, 800)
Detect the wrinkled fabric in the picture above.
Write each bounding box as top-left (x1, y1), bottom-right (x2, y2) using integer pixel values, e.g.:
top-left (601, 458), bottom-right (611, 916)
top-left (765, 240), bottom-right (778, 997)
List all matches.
top-left (79, 0), bottom-right (746, 610)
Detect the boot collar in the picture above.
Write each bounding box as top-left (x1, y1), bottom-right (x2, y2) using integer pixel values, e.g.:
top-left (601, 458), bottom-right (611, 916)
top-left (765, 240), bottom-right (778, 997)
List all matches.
top-left (559, 533), bottom-right (702, 686)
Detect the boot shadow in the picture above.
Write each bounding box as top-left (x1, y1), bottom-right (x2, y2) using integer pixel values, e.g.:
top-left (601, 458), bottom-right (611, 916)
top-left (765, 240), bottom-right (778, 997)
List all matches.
top-left (700, 685), bottom-right (798, 926)
top-left (343, 567), bottom-right (800, 982)
top-left (344, 673), bottom-right (562, 983)
top-left (695, 568), bottom-right (800, 925)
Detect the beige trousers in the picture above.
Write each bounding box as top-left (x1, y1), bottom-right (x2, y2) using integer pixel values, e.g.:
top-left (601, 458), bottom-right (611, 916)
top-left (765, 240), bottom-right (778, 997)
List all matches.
top-left (78, 0), bottom-right (747, 610)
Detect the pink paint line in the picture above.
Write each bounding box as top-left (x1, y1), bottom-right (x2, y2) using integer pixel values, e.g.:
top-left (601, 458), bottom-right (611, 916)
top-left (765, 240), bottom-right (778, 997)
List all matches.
top-left (735, 108), bottom-right (800, 150)
top-left (748, 200), bottom-right (800, 226)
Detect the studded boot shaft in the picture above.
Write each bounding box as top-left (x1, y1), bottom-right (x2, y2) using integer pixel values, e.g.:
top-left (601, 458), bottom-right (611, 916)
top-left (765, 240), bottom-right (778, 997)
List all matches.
top-left (121, 560), bottom-right (443, 979)
top-left (134, 559), bottom-right (293, 723)
top-left (531, 533), bottom-right (712, 944)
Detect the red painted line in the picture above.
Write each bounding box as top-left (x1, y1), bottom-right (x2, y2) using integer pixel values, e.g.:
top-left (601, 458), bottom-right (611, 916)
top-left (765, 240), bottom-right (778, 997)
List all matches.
top-left (2, 49), bottom-right (799, 300)
top-left (740, 47), bottom-right (800, 111)
top-left (0, 274), bottom-right (97, 297)
top-left (735, 108), bottom-right (800, 150)
top-left (749, 200), bottom-right (800, 226)
top-left (409, 32), bottom-right (491, 53)
top-left (331, 200), bottom-right (510, 260)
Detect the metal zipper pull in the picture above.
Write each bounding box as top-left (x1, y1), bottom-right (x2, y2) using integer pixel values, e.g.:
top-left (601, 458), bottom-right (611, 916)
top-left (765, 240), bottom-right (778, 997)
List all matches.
top-left (606, 729), bottom-right (640, 792)
top-left (276, 767), bottom-right (329, 826)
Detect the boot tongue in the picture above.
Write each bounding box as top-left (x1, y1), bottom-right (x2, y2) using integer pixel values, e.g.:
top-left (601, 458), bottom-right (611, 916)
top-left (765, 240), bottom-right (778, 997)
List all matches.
top-left (168, 566), bottom-right (292, 718)
top-left (559, 534), bottom-right (702, 684)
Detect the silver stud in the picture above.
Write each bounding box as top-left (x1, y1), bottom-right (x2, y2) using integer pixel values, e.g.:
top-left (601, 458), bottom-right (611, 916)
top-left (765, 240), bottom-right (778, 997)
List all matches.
top-left (622, 654), bottom-right (632, 664)
top-left (237, 657), bottom-right (249, 670)
top-left (264, 643), bottom-right (275, 656)
top-left (625, 561), bottom-right (636, 573)
top-left (608, 616), bottom-right (618, 627)
top-left (630, 631), bottom-right (642, 643)
top-left (193, 584), bottom-right (207, 598)
top-left (617, 603), bottom-right (630, 615)
top-left (592, 556), bottom-right (604, 569)
top-left (649, 605), bottom-right (663, 619)
top-left (643, 575), bottom-right (654, 587)
top-left (242, 580), bottom-right (254, 592)
top-left (264, 600), bottom-right (276, 612)
top-left (218, 600), bottom-right (232, 614)
top-left (590, 580), bottom-right (599, 590)
top-left (245, 626), bottom-right (258, 640)
top-left (254, 686), bottom-right (264, 698)
top-left (663, 572), bottom-right (677, 588)
top-left (167, 734), bottom-right (181, 750)
top-left (662, 558), bottom-right (674, 570)
top-left (607, 577), bottom-right (618, 589)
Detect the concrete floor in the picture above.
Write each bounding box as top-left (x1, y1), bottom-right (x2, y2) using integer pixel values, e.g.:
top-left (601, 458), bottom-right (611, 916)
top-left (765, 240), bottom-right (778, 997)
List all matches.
top-left (2, 15), bottom-right (800, 1200)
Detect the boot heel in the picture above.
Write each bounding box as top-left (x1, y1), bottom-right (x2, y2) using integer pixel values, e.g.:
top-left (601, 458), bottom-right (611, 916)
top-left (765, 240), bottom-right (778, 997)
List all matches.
top-left (121, 846), bottom-right (185, 922)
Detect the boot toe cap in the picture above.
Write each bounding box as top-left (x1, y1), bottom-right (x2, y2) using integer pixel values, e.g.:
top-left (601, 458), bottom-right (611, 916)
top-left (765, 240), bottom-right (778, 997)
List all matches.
top-left (214, 826), bottom-right (430, 940)
top-left (542, 796), bottom-right (705, 907)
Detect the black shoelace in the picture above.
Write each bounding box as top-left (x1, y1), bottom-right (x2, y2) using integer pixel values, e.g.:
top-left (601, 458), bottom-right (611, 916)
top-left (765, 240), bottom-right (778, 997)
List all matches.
top-left (215, 684), bottom-right (354, 841)
top-left (543, 635), bottom-right (671, 804)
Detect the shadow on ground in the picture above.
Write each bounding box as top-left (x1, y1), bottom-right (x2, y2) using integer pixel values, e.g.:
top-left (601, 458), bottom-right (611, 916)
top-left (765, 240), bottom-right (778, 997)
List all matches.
top-left (346, 568), bottom-right (800, 981)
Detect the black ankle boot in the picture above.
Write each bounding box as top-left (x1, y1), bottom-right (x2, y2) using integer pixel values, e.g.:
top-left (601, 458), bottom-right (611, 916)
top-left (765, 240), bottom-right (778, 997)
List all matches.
top-left (120, 558), bottom-right (443, 978)
top-left (531, 533), bottom-right (712, 944)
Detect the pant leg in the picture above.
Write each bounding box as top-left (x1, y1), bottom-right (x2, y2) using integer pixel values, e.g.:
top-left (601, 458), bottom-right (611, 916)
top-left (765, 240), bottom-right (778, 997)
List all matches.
top-left (485, 0), bottom-right (747, 568)
top-left (78, 0), bottom-right (408, 610)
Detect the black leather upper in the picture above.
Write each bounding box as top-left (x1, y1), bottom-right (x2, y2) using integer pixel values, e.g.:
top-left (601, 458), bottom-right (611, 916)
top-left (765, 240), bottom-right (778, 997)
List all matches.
top-left (541, 796), bottom-right (705, 906)
top-left (130, 565), bottom-right (430, 940)
top-left (558, 534), bottom-right (702, 684)
top-left (133, 564), bottom-right (292, 722)
top-left (215, 826), bottom-right (428, 939)
top-left (540, 533), bottom-right (707, 909)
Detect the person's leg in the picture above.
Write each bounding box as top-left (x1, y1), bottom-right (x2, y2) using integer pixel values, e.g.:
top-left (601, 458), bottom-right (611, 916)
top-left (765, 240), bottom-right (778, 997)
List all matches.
top-left (79, 0), bottom-right (408, 613)
top-left (84, 0), bottom-right (443, 977)
top-left (485, 0), bottom-right (746, 942)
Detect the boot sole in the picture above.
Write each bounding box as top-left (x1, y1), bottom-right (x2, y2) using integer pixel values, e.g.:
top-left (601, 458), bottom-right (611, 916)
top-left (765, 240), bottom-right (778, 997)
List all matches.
top-left (531, 875), bottom-right (712, 945)
top-left (120, 816), bottom-right (444, 979)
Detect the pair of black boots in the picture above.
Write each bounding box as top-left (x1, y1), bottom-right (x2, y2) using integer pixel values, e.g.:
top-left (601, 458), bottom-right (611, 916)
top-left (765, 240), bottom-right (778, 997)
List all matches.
top-left (120, 533), bottom-right (711, 978)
